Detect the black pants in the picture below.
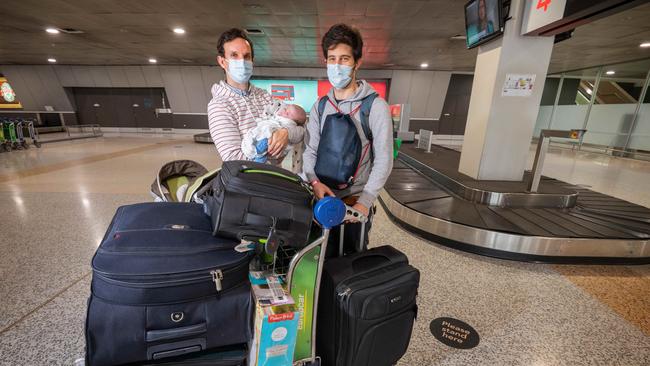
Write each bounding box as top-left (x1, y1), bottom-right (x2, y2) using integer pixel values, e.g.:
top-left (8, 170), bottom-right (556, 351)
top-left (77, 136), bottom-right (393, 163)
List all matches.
top-left (324, 207), bottom-right (374, 258)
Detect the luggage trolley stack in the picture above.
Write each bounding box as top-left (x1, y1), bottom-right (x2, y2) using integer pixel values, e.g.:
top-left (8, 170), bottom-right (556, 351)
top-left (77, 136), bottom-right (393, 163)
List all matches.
top-left (83, 160), bottom-right (418, 366)
top-left (0, 117), bottom-right (42, 150)
top-left (254, 196), bottom-right (350, 366)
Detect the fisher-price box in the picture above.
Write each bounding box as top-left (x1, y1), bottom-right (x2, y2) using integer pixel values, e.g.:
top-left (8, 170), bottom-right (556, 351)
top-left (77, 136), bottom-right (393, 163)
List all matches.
top-left (249, 274), bottom-right (299, 366)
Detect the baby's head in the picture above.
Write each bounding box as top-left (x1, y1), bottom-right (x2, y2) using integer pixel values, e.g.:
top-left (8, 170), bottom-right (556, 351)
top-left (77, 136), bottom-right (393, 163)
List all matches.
top-left (277, 104), bottom-right (307, 125)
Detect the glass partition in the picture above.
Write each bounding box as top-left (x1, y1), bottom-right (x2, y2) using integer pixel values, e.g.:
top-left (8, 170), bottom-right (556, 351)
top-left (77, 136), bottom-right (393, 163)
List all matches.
top-left (584, 61), bottom-right (649, 149)
top-left (550, 67), bottom-right (600, 131)
top-left (535, 59), bottom-right (650, 158)
top-left (533, 75), bottom-right (561, 137)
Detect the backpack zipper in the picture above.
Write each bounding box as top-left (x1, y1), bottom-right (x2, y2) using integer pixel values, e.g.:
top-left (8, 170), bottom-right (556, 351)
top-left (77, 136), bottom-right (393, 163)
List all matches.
top-left (240, 169), bottom-right (300, 182)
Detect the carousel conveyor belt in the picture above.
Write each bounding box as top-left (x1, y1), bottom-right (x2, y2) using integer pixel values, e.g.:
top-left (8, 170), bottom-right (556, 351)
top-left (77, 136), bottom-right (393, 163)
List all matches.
top-left (378, 145), bottom-right (650, 264)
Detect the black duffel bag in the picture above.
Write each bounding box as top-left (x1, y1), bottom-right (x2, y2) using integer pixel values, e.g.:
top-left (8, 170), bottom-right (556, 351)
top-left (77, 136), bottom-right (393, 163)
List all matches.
top-left (86, 203), bottom-right (253, 366)
top-left (202, 160), bottom-right (313, 248)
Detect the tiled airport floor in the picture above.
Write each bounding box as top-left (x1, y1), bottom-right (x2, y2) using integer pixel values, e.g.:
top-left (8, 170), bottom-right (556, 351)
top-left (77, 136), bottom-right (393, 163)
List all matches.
top-left (0, 134), bottom-right (648, 365)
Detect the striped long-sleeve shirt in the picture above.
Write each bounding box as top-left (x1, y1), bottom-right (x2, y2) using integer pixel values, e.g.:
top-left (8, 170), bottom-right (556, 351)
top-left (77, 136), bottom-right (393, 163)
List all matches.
top-left (207, 80), bottom-right (304, 164)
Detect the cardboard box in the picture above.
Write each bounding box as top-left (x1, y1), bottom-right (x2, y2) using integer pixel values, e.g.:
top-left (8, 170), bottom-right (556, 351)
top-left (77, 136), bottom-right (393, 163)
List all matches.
top-left (249, 274), bottom-right (299, 366)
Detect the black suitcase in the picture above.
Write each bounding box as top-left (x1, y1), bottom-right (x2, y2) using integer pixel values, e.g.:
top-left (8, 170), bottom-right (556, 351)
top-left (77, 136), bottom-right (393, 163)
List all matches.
top-left (86, 203), bottom-right (253, 366)
top-left (203, 160), bottom-right (313, 248)
top-left (317, 245), bottom-right (420, 366)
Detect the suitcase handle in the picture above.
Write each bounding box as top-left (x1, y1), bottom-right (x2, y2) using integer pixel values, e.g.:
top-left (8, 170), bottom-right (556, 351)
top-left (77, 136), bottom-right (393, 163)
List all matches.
top-left (330, 246), bottom-right (408, 279)
top-left (350, 252), bottom-right (393, 271)
top-left (244, 212), bottom-right (291, 230)
top-left (146, 322), bottom-right (207, 343)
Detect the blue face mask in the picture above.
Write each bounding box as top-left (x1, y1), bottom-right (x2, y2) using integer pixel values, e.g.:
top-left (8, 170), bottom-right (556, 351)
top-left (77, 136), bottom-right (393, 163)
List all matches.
top-left (227, 59), bottom-right (253, 84)
top-left (327, 64), bottom-right (354, 89)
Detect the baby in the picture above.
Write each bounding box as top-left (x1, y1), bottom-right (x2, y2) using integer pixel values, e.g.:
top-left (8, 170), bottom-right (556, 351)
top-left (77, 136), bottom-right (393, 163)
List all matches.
top-left (242, 101), bottom-right (307, 164)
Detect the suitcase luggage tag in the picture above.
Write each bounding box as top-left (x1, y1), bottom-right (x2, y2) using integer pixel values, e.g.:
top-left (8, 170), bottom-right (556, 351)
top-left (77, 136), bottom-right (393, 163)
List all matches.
top-left (264, 218), bottom-right (281, 256)
top-left (235, 240), bottom-right (257, 253)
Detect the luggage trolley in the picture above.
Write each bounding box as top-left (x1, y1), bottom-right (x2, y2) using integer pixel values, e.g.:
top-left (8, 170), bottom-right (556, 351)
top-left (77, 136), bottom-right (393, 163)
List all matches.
top-left (0, 118), bottom-right (11, 152)
top-left (24, 118), bottom-right (41, 148)
top-left (262, 197), bottom-right (368, 366)
top-left (15, 119), bottom-right (29, 149)
top-left (2, 119), bottom-right (21, 150)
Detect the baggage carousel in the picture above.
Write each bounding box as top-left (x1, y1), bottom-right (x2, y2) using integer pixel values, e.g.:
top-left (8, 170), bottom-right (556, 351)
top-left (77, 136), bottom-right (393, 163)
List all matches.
top-left (379, 145), bottom-right (650, 264)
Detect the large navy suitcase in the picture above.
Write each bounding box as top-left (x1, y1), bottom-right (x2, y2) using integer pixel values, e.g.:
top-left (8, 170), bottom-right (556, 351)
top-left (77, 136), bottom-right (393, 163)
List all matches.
top-left (85, 203), bottom-right (253, 366)
top-left (316, 245), bottom-right (420, 366)
top-left (141, 343), bottom-right (247, 365)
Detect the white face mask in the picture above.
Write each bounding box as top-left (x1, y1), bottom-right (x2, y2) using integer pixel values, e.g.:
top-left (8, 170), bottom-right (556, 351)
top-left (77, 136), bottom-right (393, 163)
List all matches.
top-left (227, 59), bottom-right (253, 84)
top-left (327, 64), bottom-right (354, 89)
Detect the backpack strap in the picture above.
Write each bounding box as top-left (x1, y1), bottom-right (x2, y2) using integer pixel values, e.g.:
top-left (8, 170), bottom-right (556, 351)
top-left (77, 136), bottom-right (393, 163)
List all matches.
top-left (317, 96), bottom-right (328, 125)
top-left (358, 93), bottom-right (377, 143)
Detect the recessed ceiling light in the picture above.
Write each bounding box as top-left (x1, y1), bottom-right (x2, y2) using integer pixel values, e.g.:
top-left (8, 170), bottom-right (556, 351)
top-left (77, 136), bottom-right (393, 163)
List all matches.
top-left (46, 28), bottom-right (59, 34)
top-left (149, 58), bottom-right (157, 63)
top-left (420, 63), bottom-right (429, 68)
top-left (586, 88), bottom-right (592, 95)
top-left (245, 28), bottom-right (264, 35)
top-left (47, 58), bottom-right (57, 63)
top-left (173, 28), bottom-right (186, 34)
top-left (640, 42), bottom-right (650, 48)
top-left (606, 70), bottom-right (615, 75)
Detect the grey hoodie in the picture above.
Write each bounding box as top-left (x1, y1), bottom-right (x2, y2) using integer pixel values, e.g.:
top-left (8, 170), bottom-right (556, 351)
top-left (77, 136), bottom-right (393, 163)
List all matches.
top-left (302, 80), bottom-right (394, 209)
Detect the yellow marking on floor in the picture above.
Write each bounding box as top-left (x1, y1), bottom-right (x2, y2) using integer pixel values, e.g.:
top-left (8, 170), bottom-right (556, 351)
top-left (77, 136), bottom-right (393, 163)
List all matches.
top-left (0, 140), bottom-right (181, 183)
top-left (554, 264), bottom-right (650, 336)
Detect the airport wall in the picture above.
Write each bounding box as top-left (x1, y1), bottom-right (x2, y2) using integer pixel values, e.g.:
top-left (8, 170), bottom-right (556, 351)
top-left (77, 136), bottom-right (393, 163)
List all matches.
top-left (0, 65), bottom-right (452, 130)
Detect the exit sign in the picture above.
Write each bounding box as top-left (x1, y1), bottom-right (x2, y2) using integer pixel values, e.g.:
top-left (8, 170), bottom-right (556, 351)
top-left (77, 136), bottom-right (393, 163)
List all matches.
top-left (521, 0), bottom-right (567, 35)
top-left (536, 0), bottom-right (552, 11)
top-left (522, 0), bottom-right (644, 36)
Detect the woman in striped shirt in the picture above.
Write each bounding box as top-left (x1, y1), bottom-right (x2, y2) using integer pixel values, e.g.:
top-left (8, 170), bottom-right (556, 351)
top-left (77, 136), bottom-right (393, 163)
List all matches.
top-left (207, 28), bottom-right (304, 165)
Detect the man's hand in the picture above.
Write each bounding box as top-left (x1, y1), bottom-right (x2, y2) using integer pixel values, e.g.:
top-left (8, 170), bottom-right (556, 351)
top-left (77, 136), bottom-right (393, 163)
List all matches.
top-left (348, 203), bottom-right (369, 223)
top-left (313, 182), bottom-right (335, 200)
top-left (268, 128), bottom-right (289, 157)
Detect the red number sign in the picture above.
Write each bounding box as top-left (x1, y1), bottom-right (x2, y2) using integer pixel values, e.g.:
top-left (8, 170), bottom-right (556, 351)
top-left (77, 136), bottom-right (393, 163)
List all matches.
top-left (536, 0), bottom-right (551, 11)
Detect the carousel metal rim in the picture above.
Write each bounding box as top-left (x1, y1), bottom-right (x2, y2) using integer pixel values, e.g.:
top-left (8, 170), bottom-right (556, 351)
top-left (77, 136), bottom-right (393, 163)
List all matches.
top-left (397, 152), bottom-right (579, 209)
top-left (378, 189), bottom-right (650, 260)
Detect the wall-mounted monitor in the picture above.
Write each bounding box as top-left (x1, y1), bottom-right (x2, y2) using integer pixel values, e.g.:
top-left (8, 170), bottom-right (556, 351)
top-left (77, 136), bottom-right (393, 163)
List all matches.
top-left (465, 0), bottom-right (504, 49)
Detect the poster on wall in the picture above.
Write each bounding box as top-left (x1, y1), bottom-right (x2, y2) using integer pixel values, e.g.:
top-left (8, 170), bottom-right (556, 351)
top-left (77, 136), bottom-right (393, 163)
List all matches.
top-left (502, 74), bottom-right (536, 97)
top-left (250, 79), bottom-right (319, 110)
top-left (251, 79), bottom-right (389, 111)
top-left (0, 77), bottom-right (23, 109)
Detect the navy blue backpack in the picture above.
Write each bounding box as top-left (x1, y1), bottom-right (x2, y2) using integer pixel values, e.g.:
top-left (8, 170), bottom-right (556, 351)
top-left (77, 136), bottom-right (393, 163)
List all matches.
top-left (314, 93), bottom-right (377, 189)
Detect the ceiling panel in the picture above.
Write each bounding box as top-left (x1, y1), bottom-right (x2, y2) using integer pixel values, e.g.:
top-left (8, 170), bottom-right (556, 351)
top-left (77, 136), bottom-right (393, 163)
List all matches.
top-left (0, 0), bottom-right (649, 73)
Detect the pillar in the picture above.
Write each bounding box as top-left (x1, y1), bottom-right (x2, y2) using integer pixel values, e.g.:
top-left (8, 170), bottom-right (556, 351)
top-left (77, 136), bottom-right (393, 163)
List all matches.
top-left (458, 0), bottom-right (556, 181)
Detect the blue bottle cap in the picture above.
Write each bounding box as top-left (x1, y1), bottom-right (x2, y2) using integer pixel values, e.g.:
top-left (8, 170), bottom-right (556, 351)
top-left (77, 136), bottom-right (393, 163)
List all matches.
top-left (313, 196), bottom-right (346, 229)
